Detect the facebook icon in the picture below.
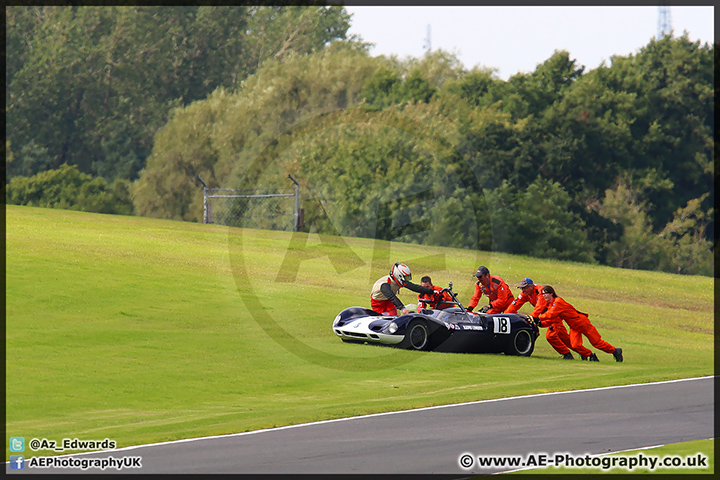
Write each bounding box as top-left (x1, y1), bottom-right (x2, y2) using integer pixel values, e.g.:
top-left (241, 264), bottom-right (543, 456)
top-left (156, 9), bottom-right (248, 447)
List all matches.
top-left (10, 455), bottom-right (25, 470)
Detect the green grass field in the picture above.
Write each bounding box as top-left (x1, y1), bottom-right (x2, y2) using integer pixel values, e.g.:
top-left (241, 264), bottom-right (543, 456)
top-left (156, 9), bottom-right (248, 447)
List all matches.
top-left (5, 205), bottom-right (714, 467)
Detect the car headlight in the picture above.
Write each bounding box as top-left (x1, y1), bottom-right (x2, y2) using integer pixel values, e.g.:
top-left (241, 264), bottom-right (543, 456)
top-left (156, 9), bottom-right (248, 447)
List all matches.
top-left (334, 314), bottom-right (341, 325)
top-left (387, 321), bottom-right (398, 334)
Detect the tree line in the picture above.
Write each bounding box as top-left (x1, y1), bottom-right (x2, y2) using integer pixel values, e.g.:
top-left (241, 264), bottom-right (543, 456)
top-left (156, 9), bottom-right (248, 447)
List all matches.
top-left (5, 6), bottom-right (714, 276)
top-left (6, 5), bottom-right (352, 180)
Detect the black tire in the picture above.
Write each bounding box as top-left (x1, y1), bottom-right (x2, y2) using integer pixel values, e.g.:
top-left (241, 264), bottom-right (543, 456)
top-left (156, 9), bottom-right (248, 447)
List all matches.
top-left (504, 328), bottom-right (535, 356)
top-left (400, 319), bottom-right (431, 351)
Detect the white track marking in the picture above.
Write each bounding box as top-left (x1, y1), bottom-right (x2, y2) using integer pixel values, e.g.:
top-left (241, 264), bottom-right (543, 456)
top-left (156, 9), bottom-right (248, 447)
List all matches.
top-left (22, 375), bottom-right (710, 458)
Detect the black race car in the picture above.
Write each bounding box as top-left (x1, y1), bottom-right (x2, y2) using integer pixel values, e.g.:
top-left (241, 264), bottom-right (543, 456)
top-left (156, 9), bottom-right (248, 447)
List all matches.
top-left (332, 283), bottom-right (539, 355)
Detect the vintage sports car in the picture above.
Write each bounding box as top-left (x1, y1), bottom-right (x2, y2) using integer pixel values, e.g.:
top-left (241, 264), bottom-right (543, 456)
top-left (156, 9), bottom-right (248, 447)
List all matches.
top-left (332, 283), bottom-right (539, 355)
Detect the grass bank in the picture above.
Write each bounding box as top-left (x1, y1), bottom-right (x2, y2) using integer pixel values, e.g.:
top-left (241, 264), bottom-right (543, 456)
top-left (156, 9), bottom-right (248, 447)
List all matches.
top-left (5, 205), bottom-right (714, 460)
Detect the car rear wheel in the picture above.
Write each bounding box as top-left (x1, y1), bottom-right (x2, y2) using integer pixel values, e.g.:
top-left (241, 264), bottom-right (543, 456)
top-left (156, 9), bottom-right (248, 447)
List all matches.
top-left (400, 319), bottom-right (430, 350)
top-left (505, 328), bottom-right (535, 356)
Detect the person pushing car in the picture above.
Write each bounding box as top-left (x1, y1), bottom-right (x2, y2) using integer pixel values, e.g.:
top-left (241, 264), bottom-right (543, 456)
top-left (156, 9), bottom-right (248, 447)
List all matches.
top-left (370, 263), bottom-right (437, 316)
top-left (505, 277), bottom-right (575, 360)
top-left (466, 266), bottom-right (514, 314)
top-left (531, 285), bottom-right (623, 362)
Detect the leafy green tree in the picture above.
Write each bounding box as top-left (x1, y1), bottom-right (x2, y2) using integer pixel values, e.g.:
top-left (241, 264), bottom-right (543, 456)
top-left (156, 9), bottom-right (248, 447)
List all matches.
top-left (5, 6), bottom-right (53, 88)
top-left (442, 67), bottom-right (500, 108)
top-left (399, 70), bottom-right (437, 104)
top-left (485, 177), bottom-right (596, 263)
top-left (130, 31), bottom-right (712, 276)
top-left (398, 49), bottom-right (467, 89)
top-left (590, 177), bottom-right (665, 271)
top-left (359, 65), bottom-right (404, 110)
top-left (528, 50), bottom-right (585, 115)
top-left (6, 5), bottom-right (354, 182)
top-left (454, 51), bottom-right (589, 193)
top-left (358, 49), bottom-right (470, 111)
top-left (595, 33), bottom-right (714, 231)
top-left (590, 176), bottom-right (712, 275)
top-left (359, 64), bottom-right (437, 109)
top-left (242, 5), bottom-right (353, 73)
top-left (6, 164), bottom-right (133, 215)
top-left (477, 50), bottom-right (583, 120)
top-left (658, 193), bottom-right (713, 276)
top-left (133, 46), bottom-right (378, 222)
top-left (132, 88), bottom-right (230, 221)
top-left (538, 71), bottom-right (636, 194)
top-left (133, 47), bottom-right (490, 250)
top-left (277, 101), bottom-right (488, 251)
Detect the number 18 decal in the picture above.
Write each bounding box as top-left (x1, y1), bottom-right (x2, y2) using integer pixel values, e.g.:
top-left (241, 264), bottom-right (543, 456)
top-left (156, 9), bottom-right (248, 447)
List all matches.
top-left (493, 317), bottom-right (511, 334)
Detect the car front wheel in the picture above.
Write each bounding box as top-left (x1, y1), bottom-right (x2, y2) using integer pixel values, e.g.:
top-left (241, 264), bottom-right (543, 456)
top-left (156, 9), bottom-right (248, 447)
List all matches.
top-left (400, 319), bottom-right (430, 350)
top-left (505, 328), bottom-right (535, 356)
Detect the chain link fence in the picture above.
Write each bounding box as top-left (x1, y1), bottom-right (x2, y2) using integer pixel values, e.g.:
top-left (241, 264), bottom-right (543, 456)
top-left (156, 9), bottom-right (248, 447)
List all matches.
top-left (198, 175), bottom-right (301, 232)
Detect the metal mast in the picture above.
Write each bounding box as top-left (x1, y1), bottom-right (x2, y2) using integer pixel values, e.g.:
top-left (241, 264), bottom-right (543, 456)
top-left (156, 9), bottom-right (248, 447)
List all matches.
top-left (423, 24), bottom-right (431, 52)
top-left (658, 5), bottom-right (672, 38)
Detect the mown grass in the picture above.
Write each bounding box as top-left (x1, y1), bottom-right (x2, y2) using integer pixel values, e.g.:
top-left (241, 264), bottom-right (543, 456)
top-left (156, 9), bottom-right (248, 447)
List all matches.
top-left (5, 205), bottom-right (714, 462)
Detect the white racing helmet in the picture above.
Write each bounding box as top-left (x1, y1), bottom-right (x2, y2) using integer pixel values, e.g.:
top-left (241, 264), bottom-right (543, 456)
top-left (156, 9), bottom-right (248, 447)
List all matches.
top-left (390, 263), bottom-right (412, 286)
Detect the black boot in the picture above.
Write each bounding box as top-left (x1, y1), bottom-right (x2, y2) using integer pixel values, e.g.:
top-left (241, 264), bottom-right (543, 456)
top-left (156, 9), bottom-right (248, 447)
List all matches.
top-left (612, 347), bottom-right (623, 362)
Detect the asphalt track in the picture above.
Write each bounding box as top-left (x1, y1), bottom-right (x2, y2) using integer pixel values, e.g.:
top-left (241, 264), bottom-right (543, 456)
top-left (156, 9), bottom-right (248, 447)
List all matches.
top-left (7, 376), bottom-right (713, 475)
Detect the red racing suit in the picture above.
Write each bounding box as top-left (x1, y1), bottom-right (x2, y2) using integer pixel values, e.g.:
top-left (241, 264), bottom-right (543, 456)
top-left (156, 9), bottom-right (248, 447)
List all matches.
top-left (417, 285), bottom-right (455, 310)
top-left (468, 275), bottom-right (514, 314)
top-left (537, 296), bottom-right (615, 358)
top-left (504, 284), bottom-right (572, 355)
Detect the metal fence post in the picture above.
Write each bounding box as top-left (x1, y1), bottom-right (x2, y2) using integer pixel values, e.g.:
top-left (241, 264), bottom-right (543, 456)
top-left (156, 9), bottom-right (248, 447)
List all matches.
top-left (288, 174), bottom-right (300, 232)
top-left (197, 175), bottom-right (210, 224)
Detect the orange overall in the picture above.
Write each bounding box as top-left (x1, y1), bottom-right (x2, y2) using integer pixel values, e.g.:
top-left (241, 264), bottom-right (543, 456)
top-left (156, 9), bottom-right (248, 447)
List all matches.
top-left (538, 296), bottom-right (615, 358)
top-left (417, 286), bottom-right (455, 310)
top-left (505, 284), bottom-right (572, 355)
top-left (468, 275), bottom-right (514, 314)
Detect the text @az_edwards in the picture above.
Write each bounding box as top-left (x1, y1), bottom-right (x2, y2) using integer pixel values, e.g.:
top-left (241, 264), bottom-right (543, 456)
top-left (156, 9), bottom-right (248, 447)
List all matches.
top-left (28, 437), bottom-right (116, 452)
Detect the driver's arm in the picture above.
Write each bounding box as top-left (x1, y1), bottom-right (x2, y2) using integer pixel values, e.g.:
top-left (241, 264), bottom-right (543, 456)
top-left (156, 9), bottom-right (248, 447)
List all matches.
top-left (403, 281), bottom-right (436, 297)
top-left (379, 282), bottom-right (406, 311)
